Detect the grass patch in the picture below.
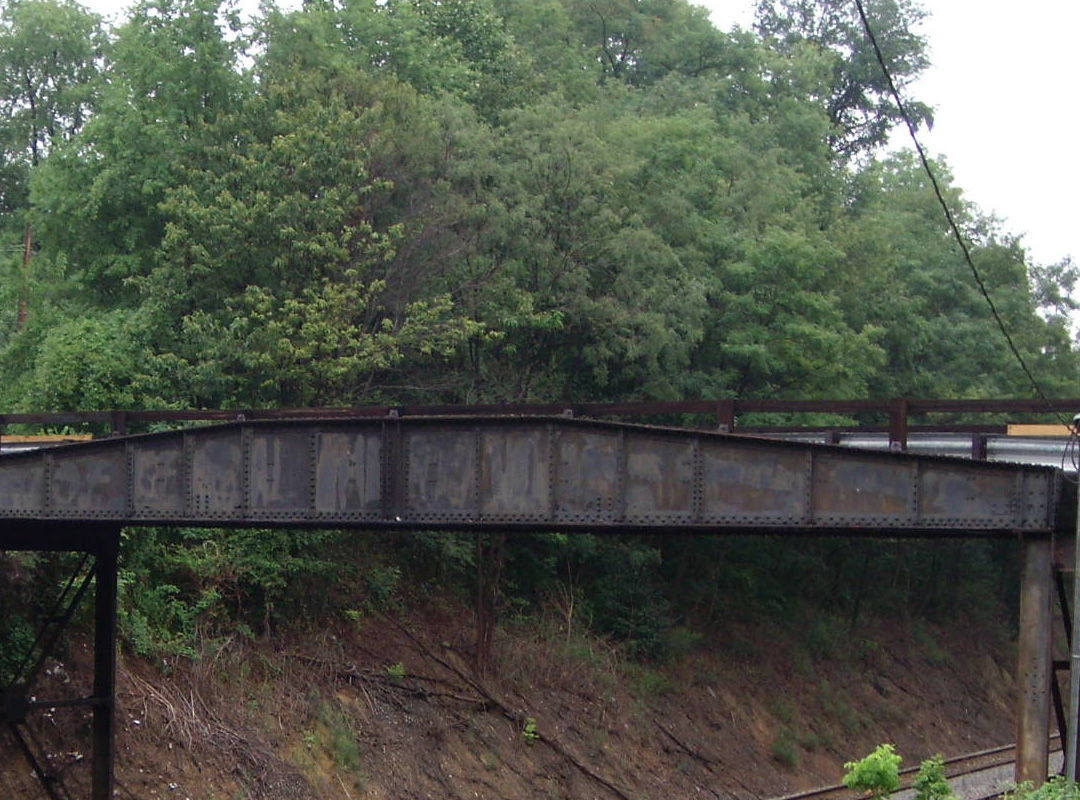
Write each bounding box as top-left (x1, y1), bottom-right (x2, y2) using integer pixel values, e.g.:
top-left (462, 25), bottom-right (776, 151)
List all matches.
top-left (772, 726), bottom-right (800, 768)
top-left (623, 663), bottom-right (677, 697)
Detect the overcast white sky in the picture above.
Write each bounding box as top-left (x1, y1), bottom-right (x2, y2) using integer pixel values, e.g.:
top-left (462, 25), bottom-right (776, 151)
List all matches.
top-left (700, 0), bottom-right (1079, 268)
top-left (82, 0), bottom-right (1077, 268)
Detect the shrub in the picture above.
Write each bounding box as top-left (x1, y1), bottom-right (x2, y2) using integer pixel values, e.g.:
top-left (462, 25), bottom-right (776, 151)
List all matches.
top-left (772, 727), bottom-right (799, 768)
top-left (1005, 778), bottom-right (1080, 800)
top-left (913, 754), bottom-right (954, 800)
top-left (843, 744), bottom-right (902, 800)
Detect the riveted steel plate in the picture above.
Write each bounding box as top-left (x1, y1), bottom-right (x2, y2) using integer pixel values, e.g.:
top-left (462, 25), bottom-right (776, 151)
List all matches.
top-left (189, 430), bottom-right (243, 517)
top-left (479, 428), bottom-right (551, 521)
top-left (405, 429), bottom-right (478, 520)
top-left (812, 453), bottom-right (914, 524)
top-left (0, 416), bottom-right (1062, 534)
top-left (624, 436), bottom-right (695, 523)
top-left (0, 459), bottom-right (45, 514)
top-left (919, 464), bottom-right (1021, 525)
top-left (700, 443), bottom-right (807, 523)
top-left (249, 430), bottom-right (311, 516)
top-left (314, 431), bottom-right (382, 518)
top-left (1021, 471), bottom-right (1053, 524)
top-left (554, 429), bottom-right (619, 523)
top-left (132, 438), bottom-right (185, 516)
top-left (50, 448), bottom-right (127, 515)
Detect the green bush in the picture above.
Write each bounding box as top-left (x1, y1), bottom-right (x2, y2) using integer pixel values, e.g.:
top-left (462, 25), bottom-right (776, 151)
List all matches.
top-left (772, 727), bottom-right (799, 768)
top-left (1005, 778), bottom-right (1080, 800)
top-left (913, 754), bottom-right (954, 800)
top-left (843, 744), bottom-right (902, 800)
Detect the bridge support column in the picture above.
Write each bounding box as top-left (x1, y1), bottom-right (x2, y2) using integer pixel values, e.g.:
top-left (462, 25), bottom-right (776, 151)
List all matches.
top-left (91, 531), bottom-right (119, 800)
top-left (1017, 534), bottom-right (1054, 786)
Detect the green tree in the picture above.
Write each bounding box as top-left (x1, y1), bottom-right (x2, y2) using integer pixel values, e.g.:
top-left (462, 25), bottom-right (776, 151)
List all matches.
top-left (0, 0), bottom-right (106, 173)
top-left (755, 0), bottom-right (932, 158)
top-left (25, 0), bottom-right (250, 309)
top-left (563, 0), bottom-right (734, 86)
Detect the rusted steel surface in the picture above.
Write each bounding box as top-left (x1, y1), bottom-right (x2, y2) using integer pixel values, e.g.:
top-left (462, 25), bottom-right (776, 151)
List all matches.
top-left (0, 416), bottom-right (1061, 534)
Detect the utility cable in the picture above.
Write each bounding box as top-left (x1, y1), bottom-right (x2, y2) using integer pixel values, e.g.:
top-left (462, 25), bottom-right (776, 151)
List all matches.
top-left (851, 0), bottom-right (1080, 451)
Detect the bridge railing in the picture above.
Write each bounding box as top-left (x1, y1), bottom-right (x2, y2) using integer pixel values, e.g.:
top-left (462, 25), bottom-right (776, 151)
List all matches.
top-left (0, 397), bottom-right (1077, 455)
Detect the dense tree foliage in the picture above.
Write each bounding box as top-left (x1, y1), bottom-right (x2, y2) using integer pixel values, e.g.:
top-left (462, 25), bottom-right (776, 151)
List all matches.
top-left (0, 0), bottom-right (1076, 659)
top-left (3, 0), bottom-right (1074, 411)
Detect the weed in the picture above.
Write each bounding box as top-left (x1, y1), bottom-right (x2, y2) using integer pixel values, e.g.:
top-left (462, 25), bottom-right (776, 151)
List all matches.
top-left (913, 622), bottom-right (949, 667)
top-left (665, 626), bottom-right (704, 658)
top-left (855, 637), bottom-right (880, 662)
top-left (797, 728), bottom-right (821, 751)
top-left (1005, 777), bottom-right (1080, 800)
top-left (364, 564), bottom-right (402, 611)
top-left (803, 615), bottom-right (843, 658)
top-left (386, 662), bottom-right (406, 683)
top-left (623, 663), bottom-right (676, 697)
top-left (523, 717), bottom-right (539, 743)
top-left (770, 697), bottom-right (796, 724)
top-left (725, 634), bottom-right (758, 660)
top-left (826, 691), bottom-right (862, 734)
top-left (314, 702), bottom-right (362, 773)
top-left (792, 649), bottom-right (816, 679)
top-left (771, 727), bottom-right (799, 768)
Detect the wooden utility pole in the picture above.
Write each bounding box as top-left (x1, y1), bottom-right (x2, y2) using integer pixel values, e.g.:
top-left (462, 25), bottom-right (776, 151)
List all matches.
top-left (1017, 534), bottom-right (1054, 785)
top-left (17, 224), bottom-right (32, 330)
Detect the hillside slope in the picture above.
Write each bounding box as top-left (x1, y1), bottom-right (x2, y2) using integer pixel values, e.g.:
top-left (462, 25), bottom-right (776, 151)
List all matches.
top-left (2, 603), bottom-right (1020, 800)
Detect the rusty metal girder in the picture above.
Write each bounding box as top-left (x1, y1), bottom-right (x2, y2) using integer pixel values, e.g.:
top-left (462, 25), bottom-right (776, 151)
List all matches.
top-left (0, 416), bottom-right (1060, 535)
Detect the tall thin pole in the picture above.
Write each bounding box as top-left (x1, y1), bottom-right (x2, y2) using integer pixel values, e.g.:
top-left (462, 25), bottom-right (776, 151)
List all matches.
top-left (18, 224), bottom-right (31, 330)
top-left (1067, 457), bottom-right (1080, 780)
top-left (1017, 535), bottom-right (1053, 785)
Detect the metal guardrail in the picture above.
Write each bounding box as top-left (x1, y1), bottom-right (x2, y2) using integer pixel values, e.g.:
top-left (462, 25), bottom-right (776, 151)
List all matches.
top-left (0, 398), bottom-right (1077, 470)
top-left (768, 432), bottom-right (1080, 473)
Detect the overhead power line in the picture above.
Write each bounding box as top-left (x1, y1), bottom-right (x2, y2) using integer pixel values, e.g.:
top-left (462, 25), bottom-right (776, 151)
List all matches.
top-left (850, 0), bottom-right (1075, 437)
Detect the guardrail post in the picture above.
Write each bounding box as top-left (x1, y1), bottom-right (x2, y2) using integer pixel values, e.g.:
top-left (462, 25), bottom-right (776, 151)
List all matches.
top-left (889, 398), bottom-right (908, 452)
top-left (1017, 534), bottom-right (1054, 786)
top-left (715, 400), bottom-right (735, 433)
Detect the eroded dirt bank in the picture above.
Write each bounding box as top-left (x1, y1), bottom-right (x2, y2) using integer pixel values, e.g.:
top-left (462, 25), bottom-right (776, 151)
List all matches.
top-left (1, 606), bottom-right (1019, 800)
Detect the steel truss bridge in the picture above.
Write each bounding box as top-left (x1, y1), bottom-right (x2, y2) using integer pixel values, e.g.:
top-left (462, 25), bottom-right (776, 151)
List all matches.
top-left (0, 398), bottom-right (1078, 800)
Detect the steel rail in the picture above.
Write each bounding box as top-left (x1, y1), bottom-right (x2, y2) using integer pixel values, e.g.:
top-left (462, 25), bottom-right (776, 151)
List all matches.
top-left (772, 740), bottom-right (1063, 800)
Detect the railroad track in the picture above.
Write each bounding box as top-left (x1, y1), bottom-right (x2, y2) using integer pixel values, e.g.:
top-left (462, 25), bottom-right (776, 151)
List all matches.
top-left (773, 741), bottom-right (1064, 800)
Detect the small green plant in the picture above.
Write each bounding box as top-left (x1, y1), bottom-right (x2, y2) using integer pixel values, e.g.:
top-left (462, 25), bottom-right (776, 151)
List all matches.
top-left (770, 697), bottom-right (796, 724)
top-left (665, 626), bottom-right (704, 658)
top-left (797, 728), bottom-right (821, 752)
top-left (843, 744), bottom-right (902, 800)
top-left (913, 754), bottom-right (954, 800)
top-left (623, 663), bottom-right (676, 697)
top-left (771, 727), bottom-right (799, 768)
top-left (316, 702), bottom-right (362, 773)
top-left (522, 717), bottom-right (539, 743)
top-left (1004, 777), bottom-right (1080, 800)
top-left (386, 662), bottom-right (406, 683)
top-left (913, 622), bottom-right (949, 667)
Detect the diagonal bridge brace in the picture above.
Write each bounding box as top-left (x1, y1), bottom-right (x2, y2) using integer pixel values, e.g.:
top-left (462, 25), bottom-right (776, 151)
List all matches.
top-left (0, 527), bottom-right (119, 800)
